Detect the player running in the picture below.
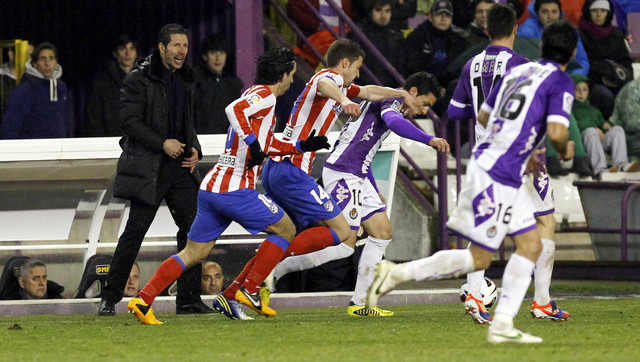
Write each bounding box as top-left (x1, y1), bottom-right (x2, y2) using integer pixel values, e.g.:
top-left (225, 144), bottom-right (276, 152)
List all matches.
top-left (265, 72), bottom-right (449, 316)
top-left (448, 3), bottom-right (570, 324)
top-left (126, 47), bottom-right (330, 324)
top-left (368, 20), bottom-right (577, 344)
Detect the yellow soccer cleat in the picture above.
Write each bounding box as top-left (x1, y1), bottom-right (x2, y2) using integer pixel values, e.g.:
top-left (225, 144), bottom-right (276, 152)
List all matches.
top-left (347, 304), bottom-right (394, 317)
top-left (235, 286), bottom-right (277, 317)
top-left (127, 296), bottom-right (163, 325)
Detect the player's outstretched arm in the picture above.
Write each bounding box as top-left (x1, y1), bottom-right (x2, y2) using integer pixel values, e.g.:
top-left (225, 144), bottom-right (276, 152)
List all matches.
top-left (317, 77), bottom-right (361, 117)
top-left (297, 129), bottom-right (330, 152)
top-left (358, 86), bottom-right (419, 116)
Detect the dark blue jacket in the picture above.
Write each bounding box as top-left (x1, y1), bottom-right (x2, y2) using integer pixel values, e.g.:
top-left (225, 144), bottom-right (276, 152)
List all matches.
top-left (1, 71), bottom-right (69, 139)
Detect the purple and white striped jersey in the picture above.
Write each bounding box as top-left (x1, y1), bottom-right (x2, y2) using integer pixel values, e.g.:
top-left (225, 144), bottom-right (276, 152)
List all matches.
top-left (474, 59), bottom-right (574, 188)
top-left (325, 97), bottom-right (433, 178)
top-left (448, 45), bottom-right (529, 141)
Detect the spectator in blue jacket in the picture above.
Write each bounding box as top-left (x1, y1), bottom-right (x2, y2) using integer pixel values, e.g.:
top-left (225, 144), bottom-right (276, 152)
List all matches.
top-left (517, 0), bottom-right (590, 76)
top-left (1, 42), bottom-right (69, 139)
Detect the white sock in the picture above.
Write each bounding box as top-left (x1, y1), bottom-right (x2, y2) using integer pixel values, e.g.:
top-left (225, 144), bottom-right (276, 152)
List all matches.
top-left (350, 237), bottom-right (391, 306)
top-left (399, 249), bottom-right (474, 282)
top-left (467, 270), bottom-right (485, 298)
top-left (533, 238), bottom-right (555, 306)
top-left (494, 253), bottom-right (535, 320)
top-left (273, 243), bottom-right (355, 280)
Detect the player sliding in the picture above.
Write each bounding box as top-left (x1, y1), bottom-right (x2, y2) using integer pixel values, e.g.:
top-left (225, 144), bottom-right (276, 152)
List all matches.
top-left (448, 3), bottom-right (570, 324)
top-left (127, 47), bottom-right (330, 324)
top-left (367, 20), bottom-right (577, 344)
top-left (265, 72), bottom-right (449, 317)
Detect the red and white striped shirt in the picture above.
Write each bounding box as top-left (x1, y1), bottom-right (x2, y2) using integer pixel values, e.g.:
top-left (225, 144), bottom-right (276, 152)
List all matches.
top-left (274, 69), bottom-right (360, 174)
top-left (201, 85), bottom-right (300, 193)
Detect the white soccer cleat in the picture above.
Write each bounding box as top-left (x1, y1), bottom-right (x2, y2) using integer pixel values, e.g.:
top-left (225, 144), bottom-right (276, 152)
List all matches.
top-left (263, 266), bottom-right (277, 294)
top-left (487, 325), bottom-right (542, 344)
top-left (366, 260), bottom-right (398, 309)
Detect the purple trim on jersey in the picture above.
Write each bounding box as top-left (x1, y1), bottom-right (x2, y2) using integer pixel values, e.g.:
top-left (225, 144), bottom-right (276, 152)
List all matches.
top-left (472, 184), bottom-right (495, 227)
top-left (265, 234), bottom-right (290, 251)
top-left (446, 228), bottom-right (498, 252)
top-left (367, 168), bottom-right (379, 193)
top-left (362, 207), bottom-right (387, 223)
top-left (244, 133), bottom-right (257, 145)
top-left (507, 223), bottom-right (537, 237)
top-left (533, 208), bottom-right (554, 217)
top-left (171, 255), bottom-right (187, 271)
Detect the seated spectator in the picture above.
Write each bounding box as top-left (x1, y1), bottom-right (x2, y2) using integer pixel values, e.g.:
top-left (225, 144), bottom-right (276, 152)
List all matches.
top-left (545, 115), bottom-right (593, 178)
top-left (404, 0), bottom-right (469, 88)
top-left (123, 262), bottom-right (140, 297)
top-left (194, 34), bottom-right (243, 134)
top-left (579, 0), bottom-right (633, 119)
top-left (517, 0), bottom-right (590, 76)
top-left (463, 0), bottom-right (493, 44)
top-left (347, 0), bottom-right (405, 87)
top-left (609, 77), bottom-right (640, 161)
top-left (354, 0), bottom-right (417, 30)
top-left (201, 261), bottom-right (224, 295)
top-left (1, 42), bottom-right (69, 139)
top-left (571, 73), bottom-right (639, 177)
top-left (12, 259), bottom-right (64, 300)
top-left (84, 34), bottom-right (138, 137)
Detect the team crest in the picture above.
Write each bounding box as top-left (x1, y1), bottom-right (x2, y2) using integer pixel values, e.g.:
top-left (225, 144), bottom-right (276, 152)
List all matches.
top-left (324, 201), bottom-right (334, 212)
top-left (486, 226), bottom-right (498, 238)
top-left (269, 203), bottom-right (279, 214)
top-left (246, 94), bottom-right (262, 106)
top-left (349, 208), bottom-right (358, 220)
top-left (390, 100), bottom-right (402, 113)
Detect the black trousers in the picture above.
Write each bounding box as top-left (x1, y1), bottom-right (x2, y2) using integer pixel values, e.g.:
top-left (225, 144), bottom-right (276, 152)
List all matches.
top-left (102, 158), bottom-right (201, 305)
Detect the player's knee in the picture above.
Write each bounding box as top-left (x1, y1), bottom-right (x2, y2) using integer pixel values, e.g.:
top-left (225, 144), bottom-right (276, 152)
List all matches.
top-left (375, 227), bottom-right (393, 241)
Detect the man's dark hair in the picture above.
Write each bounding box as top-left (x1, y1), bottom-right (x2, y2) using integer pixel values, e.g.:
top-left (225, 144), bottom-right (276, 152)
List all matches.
top-left (158, 23), bottom-right (187, 45)
top-left (201, 34), bottom-right (230, 55)
top-left (31, 42), bottom-right (57, 63)
top-left (487, 3), bottom-right (516, 40)
top-left (18, 259), bottom-right (46, 278)
top-left (326, 39), bottom-right (365, 68)
top-left (255, 47), bottom-right (296, 85)
top-left (473, 0), bottom-right (495, 11)
top-left (403, 72), bottom-right (440, 97)
top-left (112, 33), bottom-right (138, 53)
top-left (370, 0), bottom-right (393, 12)
top-left (534, 0), bottom-right (561, 14)
top-left (541, 20), bottom-right (578, 65)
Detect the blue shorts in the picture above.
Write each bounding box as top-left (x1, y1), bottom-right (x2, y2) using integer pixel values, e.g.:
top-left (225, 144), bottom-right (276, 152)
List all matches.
top-left (187, 188), bottom-right (285, 243)
top-left (262, 158), bottom-right (341, 227)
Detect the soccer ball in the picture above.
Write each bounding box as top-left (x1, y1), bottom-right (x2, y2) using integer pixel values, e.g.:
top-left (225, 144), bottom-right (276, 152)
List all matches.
top-left (459, 277), bottom-right (498, 310)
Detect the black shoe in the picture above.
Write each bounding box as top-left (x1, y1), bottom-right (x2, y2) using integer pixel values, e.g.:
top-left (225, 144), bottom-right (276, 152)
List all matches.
top-left (98, 299), bottom-right (116, 316)
top-left (176, 300), bottom-right (215, 315)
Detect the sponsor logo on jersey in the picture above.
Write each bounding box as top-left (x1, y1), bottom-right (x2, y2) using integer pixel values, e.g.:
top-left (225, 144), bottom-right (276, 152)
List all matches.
top-left (333, 182), bottom-right (350, 206)
top-left (246, 94), bottom-right (262, 106)
top-left (486, 226), bottom-right (497, 238)
top-left (96, 265), bottom-right (110, 275)
top-left (269, 203), bottom-right (279, 214)
top-left (283, 125), bottom-right (293, 138)
top-left (562, 92), bottom-right (574, 115)
top-left (324, 200), bottom-right (334, 212)
top-left (360, 122), bottom-right (375, 142)
top-left (349, 208), bottom-right (358, 219)
top-left (218, 155), bottom-right (236, 167)
top-left (390, 100), bottom-right (402, 113)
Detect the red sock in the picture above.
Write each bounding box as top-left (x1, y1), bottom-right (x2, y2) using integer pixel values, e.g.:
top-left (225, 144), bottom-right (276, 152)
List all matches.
top-left (138, 255), bottom-right (185, 305)
top-left (282, 226), bottom-right (338, 259)
top-left (223, 256), bottom-right (256, 300)
top-left (244, 236), bottom-right (289, 294)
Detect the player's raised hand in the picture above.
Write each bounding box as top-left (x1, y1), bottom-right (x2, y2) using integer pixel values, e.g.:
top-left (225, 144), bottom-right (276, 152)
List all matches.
top-left (246, 139), bottom-right (267, 169)
top-left (341, 99), bottom-right (361, 117)
top-left (428, 137), bottom-right (450, 155)
top-left (299, 129), bottom-right (330, 152)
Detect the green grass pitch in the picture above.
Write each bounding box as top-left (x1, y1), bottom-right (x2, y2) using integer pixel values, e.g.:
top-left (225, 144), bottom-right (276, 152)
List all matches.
top-left (1, 298), bottom-right (639, 361)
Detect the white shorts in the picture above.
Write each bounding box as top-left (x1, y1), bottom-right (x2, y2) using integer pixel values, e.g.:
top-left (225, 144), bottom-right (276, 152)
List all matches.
top-left (446, 161), bottom-right (537, 251)
top-left (322, 168), bottom-right (386, 229)
top-left (523, 172), bottom-right (555, 216)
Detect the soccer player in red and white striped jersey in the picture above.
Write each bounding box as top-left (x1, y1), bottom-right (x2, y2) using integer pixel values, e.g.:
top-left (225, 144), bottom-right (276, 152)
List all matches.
top-left (127, 47), bottom-right (331, 324)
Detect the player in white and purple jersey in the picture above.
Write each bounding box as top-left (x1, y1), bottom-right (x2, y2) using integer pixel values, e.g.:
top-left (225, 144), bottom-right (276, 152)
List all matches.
top-left (368, 20), bottom-right (578, 344)
top-left (448, 3), bottom-right (570, 325)
top-left (267, 72), bottom-right (449, 316)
